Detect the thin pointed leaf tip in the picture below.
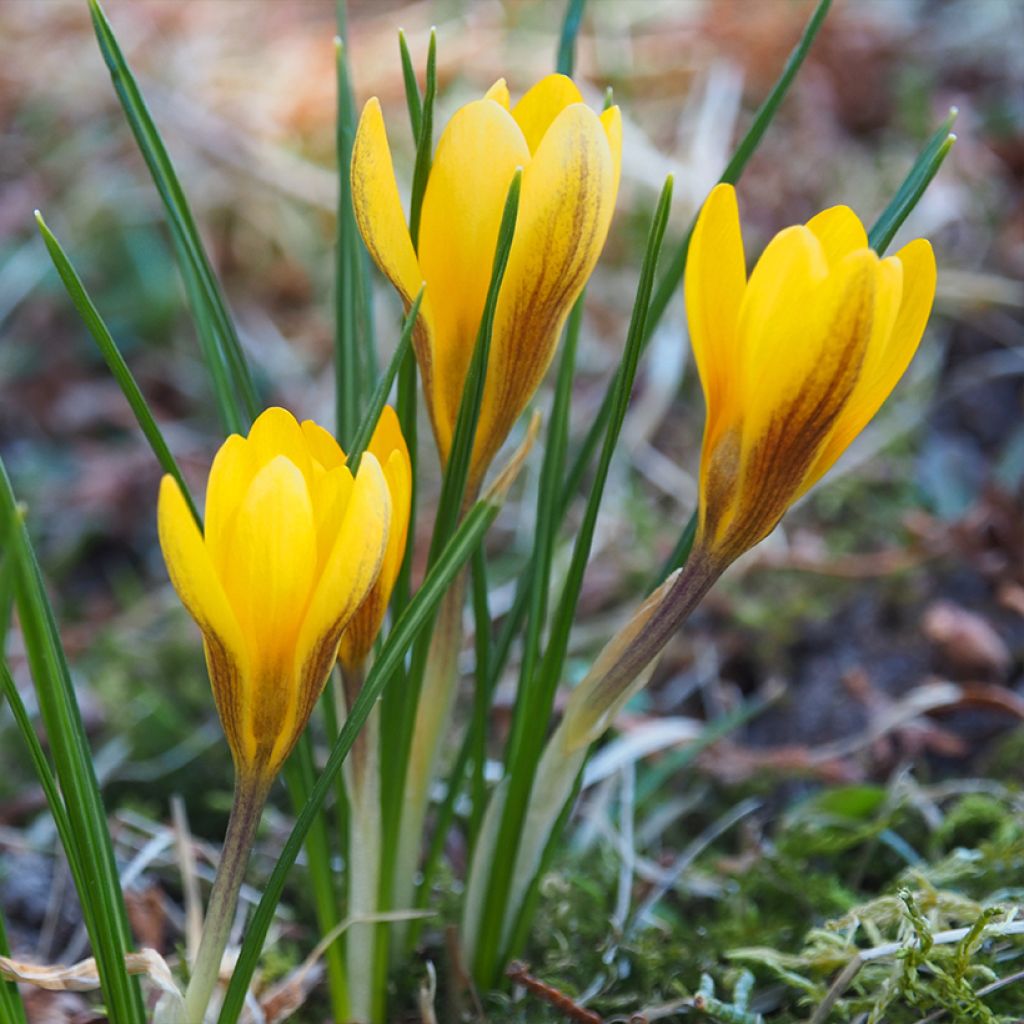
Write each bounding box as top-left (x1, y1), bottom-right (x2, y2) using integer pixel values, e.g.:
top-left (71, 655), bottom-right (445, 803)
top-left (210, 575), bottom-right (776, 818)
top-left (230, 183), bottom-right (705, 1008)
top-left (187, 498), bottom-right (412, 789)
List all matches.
top-left (351, 73), bottom-right (622, 485)
top-left (158, 406), bottom-right (393, 780)
top-left (687, 183), bottom-right (936, 566)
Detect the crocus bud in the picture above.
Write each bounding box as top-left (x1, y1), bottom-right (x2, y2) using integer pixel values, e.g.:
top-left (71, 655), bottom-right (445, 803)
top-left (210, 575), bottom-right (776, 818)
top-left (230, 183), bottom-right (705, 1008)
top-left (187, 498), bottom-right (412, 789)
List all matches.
top-left (351, 74), bottom-right (622, 486)
top-left (688, 183), bottom-right (936, 565)
top-left (158, 407), bottom-right (390, 781)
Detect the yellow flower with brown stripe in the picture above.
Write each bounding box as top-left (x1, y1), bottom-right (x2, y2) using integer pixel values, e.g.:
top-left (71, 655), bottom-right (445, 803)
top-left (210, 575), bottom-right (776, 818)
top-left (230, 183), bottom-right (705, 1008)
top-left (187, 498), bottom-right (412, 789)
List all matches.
top-left (351, 73), bottom-right (621, 487)
top-left (688, 184), bottom-right (936, 565)
top-left (158, 407), bottom-right (391, 781)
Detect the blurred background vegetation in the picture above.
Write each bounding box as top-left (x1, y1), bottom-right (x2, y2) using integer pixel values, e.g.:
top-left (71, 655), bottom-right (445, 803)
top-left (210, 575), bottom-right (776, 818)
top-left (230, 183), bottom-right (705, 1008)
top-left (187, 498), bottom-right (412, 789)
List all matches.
top-left (2, 1), bottom-right (1024, 1020)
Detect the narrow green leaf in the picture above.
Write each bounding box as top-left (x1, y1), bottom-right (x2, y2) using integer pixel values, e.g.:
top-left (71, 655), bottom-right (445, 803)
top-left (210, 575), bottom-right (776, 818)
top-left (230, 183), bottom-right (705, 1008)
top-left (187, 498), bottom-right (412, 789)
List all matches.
top-left (0, 896), bottom-right (27, 1024)
top-left (283, 738), bottom-right (349, 1021)
top-left (645, 0), bottom-right (832, 338)
top-left (317, 683), bottom-right (350, 878)
top-left (0, 508), bottom-right (17, 646)
top-left (431, 170), bottom-right (521, 556)
top-left (335, 33), bottom-right (363, 446)
top-left (557, 0), bottom-right (587, 77)
top-left (390, 347), bottom-right (418, 623)
top-left (377, 169), bottom-right (522, 973)
top-left (511, 296), bottom-right (584, 744)
top-left (170, 230), bottom-right (244, 434)
top-left (88, 0), bottom-right (259, 427)
top-left (0, 460), bottom-right (145, 1022)
top-left (35, 213), bottom-right (201, 529)
top-left (217, 495), bottom-right (505, 1023)
top-left (502, 759), bottom-right (584, 968)
top-left (347, 287), bottom-right (423, 472)
top-left (417, 292), bottom-right (586, 928)
top-left (869, 109), bottom-right (957, 254)
top-left (408, 29), bottom-right (437, 249)
top-left (473, 176), bottom-right (675, 986)
top-left (468, 546), bottom-right (493, 843)
top-left (398, 29), bottom-right (423, 141)
top-left (1, 661), bottom-right (81, 896)
top-left (654, 507), bottom-right (698, 586)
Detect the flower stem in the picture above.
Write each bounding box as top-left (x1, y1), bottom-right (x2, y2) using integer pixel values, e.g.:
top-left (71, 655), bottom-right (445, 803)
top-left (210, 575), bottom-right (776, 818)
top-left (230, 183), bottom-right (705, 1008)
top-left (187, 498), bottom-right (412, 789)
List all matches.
top-left (182, 773), bottom-right (270, 1023)
top-left (341, 663), bottom-right (384, 1024)
top-left (391, 573), bottom-right (466, 947)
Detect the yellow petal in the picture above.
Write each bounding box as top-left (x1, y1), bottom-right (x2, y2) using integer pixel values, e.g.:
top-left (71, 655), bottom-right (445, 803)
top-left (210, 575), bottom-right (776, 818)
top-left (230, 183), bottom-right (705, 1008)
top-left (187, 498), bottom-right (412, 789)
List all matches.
top-left (158, 475), bottom-right (251, 759)
top-left (801, 239), bottom-right (934, 489)
top-left (351, 99), bottom-right (424, 310)
top-left (246, 407), bottom-right (314, 485)
top-left (310, 464), bottom-right (355, 569)
top-left (366, 404), bottom-right (408, 472)
top-left (205, 434), bottom-right (254, 577)
top-left (734, 225), bottom-right (830, 441)
top-left (418, 99), bottom-right (531, 459)
top-left (378, 447), bottom-right (412, 589)
top-left (289, 454), bottom-right (391, 762)
top-left (703, 249), bottom-right (878, 558)
top-left (220, 455), bottom-right (318, 673)
top-left (510, 73), bottom-right (584, 154)
top-left (805, 205), bottom-right (868, 268)
top-left (686, 184), bottom-right (747, 456)
top-left (600, 105), bottom-right (623, 199)
top-left (484, 78), bottom-right (510, 108)
top-left (473, 101), bottom-right (616, 480)
top-left (301, 419), bottom-right (347, 470)
top-left (339, 444), bottom-right (411, 672)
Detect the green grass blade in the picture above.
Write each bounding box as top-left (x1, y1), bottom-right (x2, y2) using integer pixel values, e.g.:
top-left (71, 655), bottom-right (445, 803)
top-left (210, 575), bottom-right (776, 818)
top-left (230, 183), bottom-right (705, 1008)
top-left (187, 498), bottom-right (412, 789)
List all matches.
top-left (431, 169), bottom-right (521, 555)
top-left (869, 109), bottom-right (958, 254)
top-left (408, 29), bottom-right (437, 248)
top-left (413, 295), bottom-right (586, 930)
top-left (88, 0), bottom-right (259, 427)
top-left (389, 169), bottom-right (521, 784)
top-left (654, 508), bottom-right (698, 586)
top-left (0, 899), bottom-right (28, 1024)
top-left (502, 759), bottom-right (584, 968)
top-left (391, 348), bottom-right (418, 622)
top-left (335, 36), bottom-right (361, 446)
top-left (0, 460), bottom-right (145, 1022)
top-left (347, 287), bottom-right (423, 470)
top-left (282, 737), bottom-right (349, 1021)
top-left (557, 0), bottom-right (587, 76)
top-left (398, 29), bottom-right (423, 141)
top-left (468, 546), bottom-right (493, 843)
top-left (170, 231), bottom-right (244, 434)
top-left (1, 661), bottom-right (82, 899)
top-left (35, 213), bottom-right (202, 529)
top-left (473, 176), bottom-right (675, 986)
top-left (511, 297), bottom-right (583, 733)
top-left (216, 494), bottom-right (504, 1023)
top-left (376, 169), bottom-right (522, 971)
top-left (0, 509), bottom-right (17, 646)
top-left (387, 23), bottom-right (433, 626)
top-left (644, 0), bottom-right (832, 338)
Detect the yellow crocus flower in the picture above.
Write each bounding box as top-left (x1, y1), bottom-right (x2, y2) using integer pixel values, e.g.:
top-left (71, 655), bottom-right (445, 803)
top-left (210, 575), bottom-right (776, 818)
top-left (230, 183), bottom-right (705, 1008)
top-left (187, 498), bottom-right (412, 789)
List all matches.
top-left (351, 73), bottom-right (622, 485)
top-left (158, 406), bottom-right (391, 782)
top-left (688, 183), bottom-right (936, 564)
top-left (337, 406), bottom-right (412, 674)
